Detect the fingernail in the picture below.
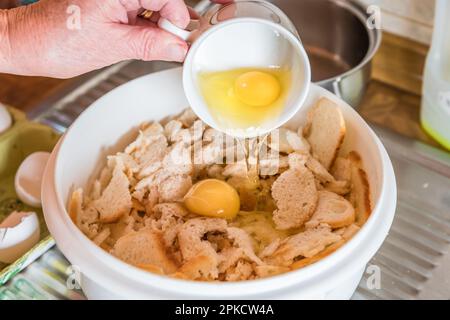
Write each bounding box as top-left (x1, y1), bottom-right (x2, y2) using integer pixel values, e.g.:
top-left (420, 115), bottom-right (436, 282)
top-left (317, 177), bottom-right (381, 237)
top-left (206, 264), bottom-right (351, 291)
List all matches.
top-left (168, 44), bottom-right (187, 62)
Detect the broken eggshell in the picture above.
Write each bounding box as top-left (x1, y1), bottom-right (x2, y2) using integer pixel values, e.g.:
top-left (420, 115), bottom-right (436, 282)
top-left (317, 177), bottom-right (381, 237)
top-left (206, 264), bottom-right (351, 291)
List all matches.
top-left (0, 103), bottom-right (12, 135)
top-left (0, 211), bottom-right (40, 264)
top-left (15, 152), bottom-right (50, 207)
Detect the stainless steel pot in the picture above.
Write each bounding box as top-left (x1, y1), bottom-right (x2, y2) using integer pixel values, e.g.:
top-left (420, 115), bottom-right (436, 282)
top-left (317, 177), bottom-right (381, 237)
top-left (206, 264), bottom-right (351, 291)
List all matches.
top-left (270, 0), bottom-right (381, 108)
top-left (196, 0), bottom-right (381, 108)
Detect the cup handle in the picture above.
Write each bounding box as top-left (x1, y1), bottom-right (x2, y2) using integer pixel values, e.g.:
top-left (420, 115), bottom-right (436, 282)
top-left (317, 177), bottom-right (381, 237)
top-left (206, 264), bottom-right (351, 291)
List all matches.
top-left (158, 18), bottom-right (194, 41)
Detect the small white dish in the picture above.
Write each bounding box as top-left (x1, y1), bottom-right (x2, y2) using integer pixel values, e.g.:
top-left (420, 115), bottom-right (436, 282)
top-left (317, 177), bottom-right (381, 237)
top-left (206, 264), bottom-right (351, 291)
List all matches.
top-left (0, 103), bottom-right (12, 135)
top-left (0, 211), bottom-right (40, 264)
top-left (15, 152), bottom-right (51, 208)
top-left (159, 17), bottom-right (311, 138)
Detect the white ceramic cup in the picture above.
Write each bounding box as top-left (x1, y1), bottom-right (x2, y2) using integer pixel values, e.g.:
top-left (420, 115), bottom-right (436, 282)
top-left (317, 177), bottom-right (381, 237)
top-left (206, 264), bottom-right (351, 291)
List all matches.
top-left (158, 17), bottom-right (311, 138)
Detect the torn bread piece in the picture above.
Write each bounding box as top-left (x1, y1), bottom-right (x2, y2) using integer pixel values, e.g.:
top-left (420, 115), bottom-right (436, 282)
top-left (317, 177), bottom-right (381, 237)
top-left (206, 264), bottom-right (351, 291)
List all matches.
top-left (223, 260), bottom-right (255, 281)
top-left (324, 180), bottom-right (350, 196)
top-left (218, 227), bottom-right (266, 280)
top-left (69, 191), bottom-right (100, 240)
top-left (226, 227), bottom-right (264, 266)
top-left (150, 203), bottom-right (188, 247)
top-left (197, 141), bottom-right (224, 166)
top-left (93, 227), bottom-right (110, 246)
top-left (305, 191), bottom-right (355, 229)
top-left (110, 153), bottom-right (140, 176)
top-left (291, 224), bottom-right (360, 270)
top-left (203, 127), bottom-right (223, 143)
top-left (176, 108), bottom-right (198, 128)
top-left (177, 254), bottom-right (218, 280)
top-left (269, 128), bottom-right (310, 154)
top-left (259, 238), bottom-right (282, 259)
top-left (255, 265), bottom-right (290, 278)
top-left (141, 122), bottom-right (164, 137)
top-left (226, 176), bottom-right (259, 212)
top-left (112, 229), bottom-right (178, 274)
top-left (89, 180), bottom-right (102, 201)
top-left (153, 202), bottom-right (189, 218)
top-left (162, 142), bottom-right (193, 176)
top-left (305, 98), bottom-right (346, 170)
top-left (348, 152), bottom-right (371, 226)
top-left (266, 225), bottom-right (341, 267)
top-left (177, 219), bottom-right (245, 280)
top-left (164, 120), bottom-right (183, 142)
top-left (218, 247), bottom-right (247, 273)
top-left (287, 152), bottom-right (308, 170)
top-left (305, 156), bottom-right (335, 183)
top-left (172, 120), bottom-right (204, 144)
top-left (290, 240), bottom-right (341, 270)
top-left (335, 223), bottom-right (361, 240)
top-left (178, 218), bottom-right (227, 262)
top-left (331, 157), bottom-right (352, 182)
top-left (136, 263), bottom-right (165, 275)
top-left (158, 174), bottom-right (192, 202)
top-left (93, 163), bottom-right (132, 223)
top-left (222, 160), bottom-right (248, 178)
top-left (272, 166), bottom-right (318, 230)
top-left (206, 164), bottom-right (225, 180)
top-left (107, 211), bottom-right (136, 245)
top-left (321, 156), bottom-right (352, 195)
top-left (131, 133), bottom-right (168, 173)
top-left (69, 188), bottom-right (83, 226)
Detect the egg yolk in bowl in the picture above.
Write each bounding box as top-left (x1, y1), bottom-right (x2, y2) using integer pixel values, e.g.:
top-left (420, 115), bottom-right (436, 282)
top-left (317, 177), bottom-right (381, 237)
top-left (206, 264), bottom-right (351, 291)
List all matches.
top-left (183, 179), bottom-right (240, 220)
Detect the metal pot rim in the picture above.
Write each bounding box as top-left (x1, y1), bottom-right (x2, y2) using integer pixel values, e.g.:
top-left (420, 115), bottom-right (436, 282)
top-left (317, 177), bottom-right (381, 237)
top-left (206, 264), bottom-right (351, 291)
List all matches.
top-left (315, 0), bottom-right (382, 84)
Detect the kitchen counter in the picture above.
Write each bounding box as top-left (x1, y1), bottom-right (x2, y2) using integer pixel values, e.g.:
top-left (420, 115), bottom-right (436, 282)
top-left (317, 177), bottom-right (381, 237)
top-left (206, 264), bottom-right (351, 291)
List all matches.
top-left (358, 80), bottom-right (440, 149)
top-left (0, 74), bottom-right (67, 113)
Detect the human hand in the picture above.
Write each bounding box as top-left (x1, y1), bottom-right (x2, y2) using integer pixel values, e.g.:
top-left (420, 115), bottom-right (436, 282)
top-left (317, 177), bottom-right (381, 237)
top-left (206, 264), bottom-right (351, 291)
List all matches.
top-left (1, 0), bottom-right (191, 78)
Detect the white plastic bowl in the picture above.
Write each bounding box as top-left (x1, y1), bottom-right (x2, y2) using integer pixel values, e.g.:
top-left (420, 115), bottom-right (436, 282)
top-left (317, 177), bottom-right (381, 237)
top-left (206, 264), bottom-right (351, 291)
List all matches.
top-left (42, 68), bottom-right (396, 299)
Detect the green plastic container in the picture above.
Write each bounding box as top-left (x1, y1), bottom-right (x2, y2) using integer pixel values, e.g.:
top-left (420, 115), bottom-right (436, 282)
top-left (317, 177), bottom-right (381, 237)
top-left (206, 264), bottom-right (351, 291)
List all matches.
top-left (0, 107), bottom-right (60, 285)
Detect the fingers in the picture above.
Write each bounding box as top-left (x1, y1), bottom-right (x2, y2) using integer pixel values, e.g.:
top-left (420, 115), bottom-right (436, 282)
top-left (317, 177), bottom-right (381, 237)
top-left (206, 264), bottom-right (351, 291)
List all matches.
top-left (121, 24), bottom-right (188, 62)
top-left (149, 0), bottom-right (189, 28)
top-left (127, 9), bottom-right (140, 24)
top-left (120, 0), bottom-right (189, 28)
top-left (187, 6), bottom-right (200, 19)
top-left (133, 16), bottom-right (157, 27)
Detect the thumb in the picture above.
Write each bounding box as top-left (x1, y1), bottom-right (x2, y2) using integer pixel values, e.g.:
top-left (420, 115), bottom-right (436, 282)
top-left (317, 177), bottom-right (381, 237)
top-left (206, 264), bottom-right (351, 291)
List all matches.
top-left (121, 25), bottom-right (188, 62)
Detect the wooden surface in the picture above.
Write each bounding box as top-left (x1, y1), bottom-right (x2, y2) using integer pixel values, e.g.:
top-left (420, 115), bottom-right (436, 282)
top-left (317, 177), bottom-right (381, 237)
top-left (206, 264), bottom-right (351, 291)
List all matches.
top-left (0, 74), bottom-right (68, 112)
top-left (359, 0), bottom-right (435, 46)
top-left (358, 80), bottom-right (440, 148)
top-left (372, 32), bottom-right (428, 96)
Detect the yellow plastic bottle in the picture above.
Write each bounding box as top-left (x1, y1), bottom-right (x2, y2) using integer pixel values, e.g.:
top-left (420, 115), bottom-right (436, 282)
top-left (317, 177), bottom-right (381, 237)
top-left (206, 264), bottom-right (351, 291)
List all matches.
top-left (421, 0), bottom-right (450, 150)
